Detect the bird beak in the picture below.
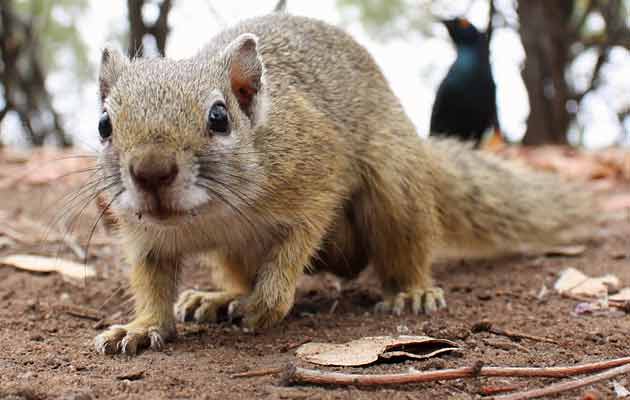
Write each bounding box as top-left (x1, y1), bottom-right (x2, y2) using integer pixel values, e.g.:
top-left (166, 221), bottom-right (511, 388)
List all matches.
top-left (434, 16), bottom-right (448, 25)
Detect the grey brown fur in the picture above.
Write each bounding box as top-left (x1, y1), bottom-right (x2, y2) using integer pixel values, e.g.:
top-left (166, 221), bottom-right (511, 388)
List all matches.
top-left (93, 14), bottom-right (594, 355)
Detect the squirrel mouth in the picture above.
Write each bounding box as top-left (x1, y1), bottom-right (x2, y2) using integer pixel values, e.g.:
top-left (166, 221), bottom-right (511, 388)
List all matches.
top-left (135, 205), bottom-right (192, 222)
top-left (134, 193), bottom-right (192, 222)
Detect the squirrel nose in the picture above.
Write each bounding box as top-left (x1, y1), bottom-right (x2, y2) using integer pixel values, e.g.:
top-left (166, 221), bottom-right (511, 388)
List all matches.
top-left (130, 157), bottom-right (179, 192)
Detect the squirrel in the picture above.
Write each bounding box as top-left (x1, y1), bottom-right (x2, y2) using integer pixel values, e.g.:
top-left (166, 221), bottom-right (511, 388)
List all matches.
top-left (93, 14), bottom-right (594, 355)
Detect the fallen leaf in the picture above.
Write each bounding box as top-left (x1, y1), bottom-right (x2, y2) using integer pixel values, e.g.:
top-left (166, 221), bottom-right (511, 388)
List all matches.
top-left (545, 245), bottom-right (586, 257)
top-left (296, 335), bottom-right (459, 367)
top-left (0, 254), bottom-right (96, 280)
top-left (554, 267), bottom-right (619, 297)
top-left (612, 380), bottom-right (630, 397)
top-left (610, 288), bottom-right (630, 302)
top-left (57, 304), bottom-right (105, 321)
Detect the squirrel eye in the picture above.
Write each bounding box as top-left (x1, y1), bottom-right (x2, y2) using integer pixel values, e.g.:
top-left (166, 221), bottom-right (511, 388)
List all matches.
top-left (98, 112), bottom-right (112, 141)
top-left (207, 102), bottom-right (230, 135)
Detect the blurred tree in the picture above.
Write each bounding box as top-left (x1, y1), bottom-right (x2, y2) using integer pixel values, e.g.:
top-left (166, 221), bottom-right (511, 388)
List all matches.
top-left (274, 0), bottom-right (287, 13)
top-left (338, 0), bottom-right (629, 146)
top-left (518, 0), bottom-right (629, 145)
top-left (337, 0), bottom-right (434, 39)
top-left (0, 0), bottom-right (88, 147)
top-left (126, 0), bottom-right (172, 57)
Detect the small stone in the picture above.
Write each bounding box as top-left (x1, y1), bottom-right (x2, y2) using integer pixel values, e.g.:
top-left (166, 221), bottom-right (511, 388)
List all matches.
top-left (471, 320), bottom-right (493, 333)
top-left (115, 369), bottom-right (145, 381)
top-left (29, 333), bottom-right (44, 342)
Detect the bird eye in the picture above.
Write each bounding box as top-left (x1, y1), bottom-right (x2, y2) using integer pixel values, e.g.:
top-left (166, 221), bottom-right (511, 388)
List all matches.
top-left (98, 112), bottom-right (112, 141)
top-left (207, 102), bottom-right (230, 135)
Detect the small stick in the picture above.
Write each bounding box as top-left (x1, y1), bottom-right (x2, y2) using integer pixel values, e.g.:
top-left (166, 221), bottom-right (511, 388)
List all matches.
top-left (58, 235), bottom-right (86, 260)
top-left (58, 304), bottom-right (104, 321)
top-left (472, 320), bottom-right (558, 344)
top-left (489, 363), bottom-right (630, 400)
top-left (0, 225), bottom-right (29, 243)
top-left (93, 310), bottom-right (122, 330)
top-left (562, 292), bottom-right (630, 311)
top-left (489, 326), bottom-right (558, 345)
top-left (231, 367), bottom-right (285, 379)
top-left (280, 338), bottom-right (312, 353)
top-left (283, 356), bottom-right (630, 386)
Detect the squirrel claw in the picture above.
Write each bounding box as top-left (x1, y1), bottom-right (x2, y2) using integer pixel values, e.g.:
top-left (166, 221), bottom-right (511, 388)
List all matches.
top-left (375, 287), bottom-right (446, 315)
top-left (94, 323), bottom-right (173, 355)
top-left (174, 289), bottom-right (242, 324)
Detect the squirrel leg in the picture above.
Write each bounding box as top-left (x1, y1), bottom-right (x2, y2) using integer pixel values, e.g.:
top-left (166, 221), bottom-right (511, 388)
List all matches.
top-left (175, 254), bottom-right (249, 324)
top-left (94, 259), bottom-right (177, 355)
top-left (372, 243), bottom-right (446, 316)
top-left (232, 227), bottom-right (324, 330)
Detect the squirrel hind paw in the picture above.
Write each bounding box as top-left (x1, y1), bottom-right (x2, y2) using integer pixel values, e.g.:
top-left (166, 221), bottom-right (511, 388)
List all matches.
top-left (375, 287), bottom-right (447, 316)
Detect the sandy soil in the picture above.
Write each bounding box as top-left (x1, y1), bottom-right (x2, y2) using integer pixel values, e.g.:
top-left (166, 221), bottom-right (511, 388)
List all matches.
top-left (1, 151), bottom-right (629, 400)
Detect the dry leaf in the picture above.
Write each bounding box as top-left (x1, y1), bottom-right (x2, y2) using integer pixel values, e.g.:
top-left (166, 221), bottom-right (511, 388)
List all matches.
top-left (609, 288), bottom-right (630, 302)
top-left (296, 335), bottom-right (459, 366)
top-left (0, 254), bottom-right (96, 280)
top-left (554, 267), bottom-right (619, 297)
top-left (545, 245), bottom-right (586, 257)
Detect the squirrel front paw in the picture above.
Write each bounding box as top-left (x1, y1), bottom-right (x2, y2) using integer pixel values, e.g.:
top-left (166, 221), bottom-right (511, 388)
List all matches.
top-left (94, 320), bottom-right (175, 355)
top-left (174, 289), bottom-right (242, 323)
top-left (375, 287), bottom-right (447, 315)
top-left (175, 289), bottom-right (291, 330)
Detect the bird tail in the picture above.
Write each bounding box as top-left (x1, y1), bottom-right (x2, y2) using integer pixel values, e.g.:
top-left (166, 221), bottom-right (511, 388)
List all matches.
top-left (427, 138), bottom-right (597, 259)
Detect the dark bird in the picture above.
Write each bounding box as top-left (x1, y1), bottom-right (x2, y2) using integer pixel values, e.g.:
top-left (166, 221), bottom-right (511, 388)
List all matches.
top-left (430, 17), bottom-right (500, 146)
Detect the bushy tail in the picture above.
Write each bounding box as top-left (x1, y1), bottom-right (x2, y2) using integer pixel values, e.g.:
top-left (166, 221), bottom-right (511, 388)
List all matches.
top-left (427, 138), bottom-right (597, 259)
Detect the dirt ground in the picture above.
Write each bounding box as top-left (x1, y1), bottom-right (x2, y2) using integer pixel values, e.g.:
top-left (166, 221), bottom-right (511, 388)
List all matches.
top-left (1, 149), bottom-right (630, 400)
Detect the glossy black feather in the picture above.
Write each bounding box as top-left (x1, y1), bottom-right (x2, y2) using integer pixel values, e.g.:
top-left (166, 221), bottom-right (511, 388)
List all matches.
top-left (430, 18), bottom-right (498, 145)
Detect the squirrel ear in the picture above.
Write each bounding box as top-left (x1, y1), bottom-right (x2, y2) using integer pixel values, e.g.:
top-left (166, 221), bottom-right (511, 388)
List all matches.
top-left (99, 45), bottom-right (128, 105)
top-left (224, 34), bottom-right (264, 118)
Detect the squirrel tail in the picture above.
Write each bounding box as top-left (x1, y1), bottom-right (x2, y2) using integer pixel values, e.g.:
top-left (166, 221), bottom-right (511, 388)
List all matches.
top-left (427, 138), bottom-right (597, 259)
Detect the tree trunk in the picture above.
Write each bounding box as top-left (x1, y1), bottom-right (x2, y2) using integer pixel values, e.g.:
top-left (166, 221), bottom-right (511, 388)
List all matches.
top-left (126, 0), bottom-right (172, 57)
top-left (0, 0), bottom-right (70, 147)
top-left (517, 0), bottom-right (573, 145)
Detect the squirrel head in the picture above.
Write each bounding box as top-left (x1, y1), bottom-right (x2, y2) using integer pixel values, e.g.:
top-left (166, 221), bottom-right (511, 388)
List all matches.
top-left (96, 34), bottom-right (269, 227)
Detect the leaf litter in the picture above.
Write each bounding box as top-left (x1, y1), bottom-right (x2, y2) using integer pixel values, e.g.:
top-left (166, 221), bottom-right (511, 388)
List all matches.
top-left (0, 254), bottom-right (96, 281)
top-left (296, 335), bottom-right (459, 366)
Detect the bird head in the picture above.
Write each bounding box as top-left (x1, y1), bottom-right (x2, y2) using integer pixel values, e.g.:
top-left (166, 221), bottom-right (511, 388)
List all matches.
top-left (441, 18), bottom-right (481, 46)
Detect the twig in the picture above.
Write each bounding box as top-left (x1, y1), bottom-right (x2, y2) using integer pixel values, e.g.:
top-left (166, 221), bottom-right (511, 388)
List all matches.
top-left (58, 235), bottom-right (86, 260)
top-left (0, 225), bottom-right (29, 243)
top-left (57, 304), bottom-right (104, 321)
top-left (489, 363), bottom-right (630, 400)
top-left (472, 320), bottom-right (558, 344)
top-left (280, 338), bottom-right (312, 353)
top-left (489, 326), bottom-right (558, 345)
top-left (283, 356), bottom-right (630, 386)
top-left (562, 292), bottom-right (630, 311)
top-left (231, 367), bottom-right (285, 379)
top-left (93, 310), bottom-right (122, 330)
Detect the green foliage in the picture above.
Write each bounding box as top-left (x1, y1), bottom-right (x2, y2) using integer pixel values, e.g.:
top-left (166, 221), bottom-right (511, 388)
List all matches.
top-left (13, 0), bottom-right (91, 81)
top-left (336, 0), bottom-right (433, 39)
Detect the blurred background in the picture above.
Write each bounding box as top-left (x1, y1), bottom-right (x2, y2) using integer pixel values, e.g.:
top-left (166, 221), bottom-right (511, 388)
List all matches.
top-left (0, 0), bottom-right (628, 149)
